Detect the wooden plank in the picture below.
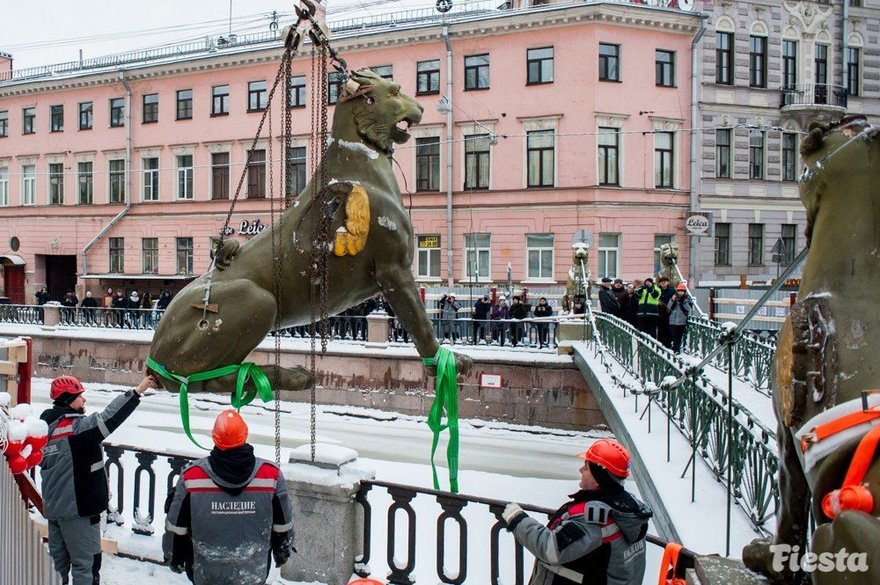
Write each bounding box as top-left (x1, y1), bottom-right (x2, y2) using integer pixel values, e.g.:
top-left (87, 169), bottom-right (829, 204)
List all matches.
top-left (0, 361), bottom-right (18, 376)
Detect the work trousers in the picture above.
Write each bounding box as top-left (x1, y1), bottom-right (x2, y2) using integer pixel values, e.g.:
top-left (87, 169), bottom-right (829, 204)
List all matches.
top-left (48, 515), bottom-right (102, 585)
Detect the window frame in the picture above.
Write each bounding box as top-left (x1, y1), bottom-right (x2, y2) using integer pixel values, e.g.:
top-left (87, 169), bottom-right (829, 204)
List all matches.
top-left (50, 105), bottom-right (64, 132)
top-left (526, 129), bottom-right (555, 188)
top-left (526, 233), bottom-right (554, 280)
top-left (21, 165), bottom-right (35, 205)
top-left (748, 223), bottom-right (764, 266)
top-left (288, 76), bottom-right (306, 108)
top-left (526, 47), bottom-right (554, 85)
top-left (110, 98), bottom-right (125, 127)
top-left (211, 152), bottom-right (230, 200)
top-left (143, 157), bottom-right (160, 202)
top-left (176, 154), bottom-right (194, 200)
top-left (78, 102), bottom-right (93, 130)
top-left (781, 224), bottom-right (797, 265)
top-left (416, 235), bottom-right (442, 279)
top-left (143, 94), bottom-right (159, 124)
top-left (654, 131), bottom-right (674, 189)
top-left (716, 128), bottom-right (731, 179)
top-left (109, 159), bottom-right (126, 203)
top-left (782, 133), bottom-right (798, 182)
top-left (714, 223), bottom-right (731, 266)
top-left (749, 35), bottom-right (768, 88)
top-left (750, 129), bottom-right (765, 180)
top-left (598, 43), bottom-right (620, 82)
top-left (416, 60), bottom-right (440, 95)
top-left (328, 71), bottom-right (344, 105)
top-left (287, 147), bottom-right (307, 198)
top-left (715, 32), bottom-right (733, 85)
top-left (464, 233), bottom-right (491, 281)
top-left (464, 133), bottom-right (491, 190)
top-left (247, 80), bottom-right (267, 112)
top-left (49, 162), bottom-right (64, 205)
top-left (416, 136), bottom-right (441, 192)
top-left (23, 107), bottom-right (35, 134)
top-left (176, 90), bottom-right (193, 120)
top-left (598, 126), bottom-right (620, 186)
top-left (847, 47), bottom-right (860, 97)
top-left (782, 40), bottom-right (798, 89)
top-left (815, 44), bottom-right (829, 104)
top-left (0, 110), bottom-right (7, 137)
top-left (0, 167), bottom-right (7, 206)
top-left (212, 85), bottom-right (230, 116)
top-left (370, 65), bottom-right (393, 81)
top-left (109, 237), bottom-right (125, 273)
top-left (464, 54), bottom-right (490, 91)
top-left (176, 237), bottom-right (194, 275)
top-left (655, 50), bottom-right (675, 87)
top-left (246, 149), bottom-right (267, 199)
top-left (78, 162), bottom-right (93, 204)
top-left (598, 233), bottom-right (620, 279)
top-left (142, 237), bottom-right (159, 274)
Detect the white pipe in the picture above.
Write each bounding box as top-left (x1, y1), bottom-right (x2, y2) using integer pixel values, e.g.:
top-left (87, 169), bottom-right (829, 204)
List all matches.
top-left (688, 14), bottom-right (708, 287)
top-left (442, 25), bottom-right (454, 286)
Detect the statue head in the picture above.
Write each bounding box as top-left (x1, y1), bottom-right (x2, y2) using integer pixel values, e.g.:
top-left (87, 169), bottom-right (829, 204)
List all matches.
top-left (335, 69), bottom-right (424, 156)
top-left (571, 242), bottom-right (590, 262)
top-left (659, 242), bottom-right (679, 266)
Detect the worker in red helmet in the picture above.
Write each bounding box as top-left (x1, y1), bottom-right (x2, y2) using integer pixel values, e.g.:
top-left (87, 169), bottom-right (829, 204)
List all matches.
top-left (164, 410), bottom-right (294, 585)
top-left (502, 439), bottom-right (653, 585)
top-left (39, 373), bottom-right (158, 585)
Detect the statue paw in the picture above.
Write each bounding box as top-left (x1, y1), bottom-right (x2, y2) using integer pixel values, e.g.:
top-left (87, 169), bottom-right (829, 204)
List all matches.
top-left (455, 352), bottom-right (473, 376)
top-left (742, 538), bottom-right (790, 583)
top-left (213, 240), bottom-right (241, 271)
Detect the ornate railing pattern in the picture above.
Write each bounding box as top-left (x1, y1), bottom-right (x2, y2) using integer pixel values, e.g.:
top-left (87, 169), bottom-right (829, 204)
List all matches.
top-left (593, 313), bottom-right (779, 530)
top-left (685, 317), bottom-right (776, 394)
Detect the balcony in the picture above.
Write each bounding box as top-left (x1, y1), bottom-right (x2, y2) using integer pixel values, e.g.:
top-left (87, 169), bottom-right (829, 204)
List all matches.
top-left (780, 83), bottom-right (848, 113)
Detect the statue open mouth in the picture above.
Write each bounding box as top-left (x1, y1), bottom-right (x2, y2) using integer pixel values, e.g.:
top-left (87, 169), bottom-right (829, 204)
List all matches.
top-left (392, 112), bottom-right (421, 144)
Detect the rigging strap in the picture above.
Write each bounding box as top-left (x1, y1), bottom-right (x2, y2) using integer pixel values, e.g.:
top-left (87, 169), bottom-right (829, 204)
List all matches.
top-left (424, 347), bottom-right (460, 493)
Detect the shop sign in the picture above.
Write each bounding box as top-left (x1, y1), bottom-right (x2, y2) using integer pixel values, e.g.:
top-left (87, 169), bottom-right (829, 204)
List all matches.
top-left (222, 219), bottom-right (269, 237)
top-left (685, 212), bottom-right (713, 236)
top-left (418, 235), bottom-right (440, 248)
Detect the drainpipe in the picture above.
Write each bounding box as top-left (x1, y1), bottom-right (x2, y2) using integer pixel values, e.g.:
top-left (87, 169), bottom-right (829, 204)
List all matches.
top-left (841, 0), bottom-right (849, 99)
top-left (82, 70), bottom-right (133, 277)
top-left (442, 25), bottom-right (454, 287)
top-left (688, 14), bottom-right (708, 286)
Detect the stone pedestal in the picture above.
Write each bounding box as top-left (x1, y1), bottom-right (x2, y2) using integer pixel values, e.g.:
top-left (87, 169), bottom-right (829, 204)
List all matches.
top-left (556, 319), bottom-right (593, 354)
top-left (365, 310), bottom-right (389, 347)
top-left (41, 304), bottom-right (60, 329)
top-left (687, 555), bottom-right (772, 585)
top-left (281, 444), bottom-right (375, 585)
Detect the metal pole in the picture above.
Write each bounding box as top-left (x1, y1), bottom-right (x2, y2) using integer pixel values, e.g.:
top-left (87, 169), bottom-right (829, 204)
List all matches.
top-left (725, 342), bottom-right (733, 557)
top-left (690, 382), bottom-right (696, 503)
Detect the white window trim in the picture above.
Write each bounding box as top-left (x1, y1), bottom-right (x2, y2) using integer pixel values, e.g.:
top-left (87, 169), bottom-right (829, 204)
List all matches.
top-left (519, 115), bottom-right (561, 189)
top-left (650, 116), bottom-right (683, 190)
top-left (526, 234), bottom-right (555, 280)
top-left (462, 234), bottom-right (491, 282)
top-left (415, 236), bottom-right (443, 280)
top-left (21, 164), bottom-right (36, 206)
top-left (241, 139), bottom-right (269, 199)
top-left (457, 120), bottom-right (497, 192)
top-left (598, 233), bottom-right (621, 279)
top-left (411, 123), bottom-right (444, 193)
top-left (0, 166), bottom-right (9, 207)
top-left (176, 155), bottom-right (194, 200)
top-left (142, 156), bottom-right (160, 202)
top-left (595, 112), bottom-right (629, 187)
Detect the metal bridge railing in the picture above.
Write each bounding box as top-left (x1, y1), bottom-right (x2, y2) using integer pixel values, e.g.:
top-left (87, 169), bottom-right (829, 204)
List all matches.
top-left (593, 313), bottom-right (779, 532)
top-left (685, 317), bottom-right (776, 395)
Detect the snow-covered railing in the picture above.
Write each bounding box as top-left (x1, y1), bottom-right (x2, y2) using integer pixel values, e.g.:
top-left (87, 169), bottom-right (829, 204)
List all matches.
top-left (592, 313), bottom-right (779, 532)
top-left (685, 317), bottom-right (776, 394)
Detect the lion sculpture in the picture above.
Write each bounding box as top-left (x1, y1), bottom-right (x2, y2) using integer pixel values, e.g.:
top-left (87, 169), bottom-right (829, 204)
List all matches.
top-left (742, 116), bottom-right (880, 584)
top-left (561, 242), bottom-right (591, 313)
top-left (657, 242), bottom-right (680, 287)
top-left (149, 69), bottom-right (471, 395)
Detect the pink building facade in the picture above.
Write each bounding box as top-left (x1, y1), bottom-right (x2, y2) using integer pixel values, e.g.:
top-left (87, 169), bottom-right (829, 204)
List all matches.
top-left (0, 2), bottom-right (700, 303)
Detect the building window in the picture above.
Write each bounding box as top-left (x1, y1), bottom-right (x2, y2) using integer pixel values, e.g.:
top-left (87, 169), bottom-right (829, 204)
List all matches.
top-left (212, 85), bottom-right (229, 116)
top-left (847, 47), bottom-right (860, 97)
top-left (715, 32), bottom-right (732, 85)
top-left (288, 76), bottom-right (306, 108)
top-left (598, 233), bottom-right (620, 279)
top-left (716, 129), bottom-right (731, 178)
top-left (464, 134), bottom-right (491, 190)
top-left (176, 90), bottom-right (193, 120)
top-left (654, 132), bottom-right (674, 188)
top-left (599, 43), bottom-right (620, 81)
top-left (748, 223), bottom-right (764, 266)
top-left (781, 224), bottom-right (797, 265)
top-left (143, 157), bottom-right (159, 201)
top-left (142, 238), bottom-right (159, 274)
top-left (416, 137), bottom-right (440, 192)
top-left (0, 168), bottom-right (7, 206)
top-left (211, 152), bottom-right (229, 200)
top-left (49, 163), bottom-right (64, 205)
top-left (109, 160), bottom-right (125, 203)
top-left (464, 233), bottom-right (490, 280)
top-left (22, 165), bottom-right (35, 205)
top-left (714, 223), bottom-right (730, 266)
top-left (527, 130), bottom-right (554, 188)
top-left (527, 234), bottom-right (554, 279)
top-left (850, 0), bottom-right (862, 6)
top-left (50, 105), bottom-right (64, 132)
top-left (176, 237), bottom-right (194, 275)
top-left (416, 60), bottom-right (440, 95)
top-left (79, 102), bottom-right (92, 130)
top-left (247, 149), bottom-right (266, 199)
top-left (287, 147), bottom-right (307, 198)
top-left (109, 238), bottom-right (125, 273)
top-left (23, 107), bottom-right (35, 134)
top-left (110, 98), bottom-right (125, 127)
top-left (655, 50), bottom-right (675, 87)
top-left (370, 65), bottom-right (393, 80)
top-left (78, 162), bottom-right (93, 204)
top-left (0, 110), bottom-right (7, 137)
top-left (815, 44), bottom-right (828, 103)
top-left (749, 35), bottom-right (767, 88)
top-left (177, 155), bottom-right (194, 200)
top-left (782, 40), bottom-right (798, 89)
top-left (653, 235), bottom-right (674, 276)
top-left (750, 129), bottom-right (765, 179)
top-left (328, 71), bottom-right (344, 104)
top-left (248, 80), bottom-right (267, 111)
top-left (526, 47), bottom-right (553, 85)
top-left (464, 54), bottom-right (490, 90)
top-left (598, 127), bottom-right (619, 186)
top-left (142, 94), bottom-right (158, 123)
top-left (417, 235), bottom-right (441, 279)
top-left (782, 133), bottom-right (798, 182)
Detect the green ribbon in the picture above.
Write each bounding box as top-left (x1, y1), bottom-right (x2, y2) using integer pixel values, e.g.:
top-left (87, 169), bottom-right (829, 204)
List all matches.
top-left (423, 346), bottom-right (459, 493)
top-left (145, 356), bottom-right (274, 450)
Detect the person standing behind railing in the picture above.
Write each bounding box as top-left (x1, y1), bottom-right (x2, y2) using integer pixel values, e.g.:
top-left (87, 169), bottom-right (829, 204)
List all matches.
top-left (157, 290), bottom-right (173, 311)
top-left (667, 283), bottom-right (693, 354)
top-left (140, 291), bottom-right (154, 328)
top-left (35, 286), bottom-right (51, 322)
top-left (61, 291), bottom-right (79, 324)
top-left (79, 291), bottom-right (98, 325)
top-left (533, 297), bottom-right (553, 349)
top-left (491, 297), bottom-right (509, 346)
top-left (598, 278), bottom-right (620, 317)
top-left (635, 278), bottom-right (661, 339)
top-left (439, 293), bottom-right (460, 343)
top-left (508, 296), bottom-right (529, 346)
top-left (472, 294), bottom-right (492, 345)
top-left (111, 290), bottom-right (127, 328)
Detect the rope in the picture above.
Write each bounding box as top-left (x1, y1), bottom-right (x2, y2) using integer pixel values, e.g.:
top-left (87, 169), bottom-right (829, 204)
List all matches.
top-left (423, 346), bottom-right (460, 493)
top-left (146, 356), bottom-right (273, 450)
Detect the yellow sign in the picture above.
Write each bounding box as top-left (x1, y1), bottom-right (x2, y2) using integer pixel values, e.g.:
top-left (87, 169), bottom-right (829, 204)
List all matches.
top-left (418, 236), bottom-right (440, 248)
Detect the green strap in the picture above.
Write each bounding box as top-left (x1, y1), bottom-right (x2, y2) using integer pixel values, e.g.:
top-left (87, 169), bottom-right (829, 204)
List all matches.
top-left (145, 356), bottom-right (274, 450)
top-left (423, 346), bottom-right (459, 493)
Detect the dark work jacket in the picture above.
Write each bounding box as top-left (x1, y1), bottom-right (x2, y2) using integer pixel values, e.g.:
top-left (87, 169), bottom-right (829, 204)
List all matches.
top-left (598, 288), bottom-right (620, 316)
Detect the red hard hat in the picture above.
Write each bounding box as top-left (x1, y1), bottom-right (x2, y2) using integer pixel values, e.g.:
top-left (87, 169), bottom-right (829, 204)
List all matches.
top-left (50, 375), bottom-right (85, 401)
top-left (212, 410), bottom-right (249, 450)
top-left (579, 439), bottom-right (631, 479)
top-left (676, 283), bottom-right (687, 291)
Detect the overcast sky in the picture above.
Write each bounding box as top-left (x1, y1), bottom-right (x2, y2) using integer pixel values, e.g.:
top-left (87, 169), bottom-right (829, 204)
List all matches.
top-left (2, 0), bottom-right (442, 70)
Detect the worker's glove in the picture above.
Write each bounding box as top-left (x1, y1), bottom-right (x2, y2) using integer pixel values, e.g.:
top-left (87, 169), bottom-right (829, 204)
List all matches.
top-left (502, 502), bottom-right (526, 530)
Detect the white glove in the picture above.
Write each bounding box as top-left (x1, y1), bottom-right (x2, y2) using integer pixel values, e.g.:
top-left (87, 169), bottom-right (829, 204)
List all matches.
top-left (502, 502), bottom-right (525, 525)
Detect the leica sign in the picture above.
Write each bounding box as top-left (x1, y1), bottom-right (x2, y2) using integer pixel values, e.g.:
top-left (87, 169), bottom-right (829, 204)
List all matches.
top-left (685, 213), bottom-right (713, 236)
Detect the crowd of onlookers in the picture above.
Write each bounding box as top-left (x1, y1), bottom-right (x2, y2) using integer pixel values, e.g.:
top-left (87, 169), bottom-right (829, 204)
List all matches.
top-left (437, 292), bottom-right (555, 348)
top-left (34, 287), bottom-right (175, 328)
